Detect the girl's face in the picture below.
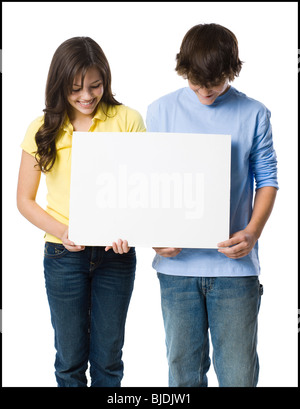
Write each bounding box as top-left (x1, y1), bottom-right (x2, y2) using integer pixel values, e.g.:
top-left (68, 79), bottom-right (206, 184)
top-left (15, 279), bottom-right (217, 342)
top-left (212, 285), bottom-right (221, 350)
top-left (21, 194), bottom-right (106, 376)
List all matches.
top-left (188, 79), bottom-right (230, 105)
top-left (67, 66), bottom-right (104, 119)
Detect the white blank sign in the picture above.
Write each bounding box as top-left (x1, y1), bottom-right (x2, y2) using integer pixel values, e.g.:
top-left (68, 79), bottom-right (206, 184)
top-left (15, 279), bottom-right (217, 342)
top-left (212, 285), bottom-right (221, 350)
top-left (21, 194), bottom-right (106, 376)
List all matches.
top-left (69, 132), bottom-right (231, 248)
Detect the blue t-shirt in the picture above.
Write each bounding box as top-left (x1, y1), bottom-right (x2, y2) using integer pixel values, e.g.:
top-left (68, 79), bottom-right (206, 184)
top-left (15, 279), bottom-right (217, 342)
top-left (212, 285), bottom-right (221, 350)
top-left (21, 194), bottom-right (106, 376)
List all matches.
top-left (146, 86), bottom-right (279, 277)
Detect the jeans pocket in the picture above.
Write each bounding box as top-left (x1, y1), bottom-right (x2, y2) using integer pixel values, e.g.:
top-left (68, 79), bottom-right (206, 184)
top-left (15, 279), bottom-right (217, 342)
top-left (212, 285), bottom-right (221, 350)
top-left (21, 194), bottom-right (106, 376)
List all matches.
top-left (44, 242), bottom-right (68, 259)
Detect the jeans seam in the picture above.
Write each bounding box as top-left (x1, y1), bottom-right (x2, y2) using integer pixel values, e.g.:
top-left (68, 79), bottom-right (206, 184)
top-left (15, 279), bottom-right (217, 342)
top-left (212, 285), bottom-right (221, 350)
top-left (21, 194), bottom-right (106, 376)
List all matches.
top-left (198, 333), bottom-right (208, 386)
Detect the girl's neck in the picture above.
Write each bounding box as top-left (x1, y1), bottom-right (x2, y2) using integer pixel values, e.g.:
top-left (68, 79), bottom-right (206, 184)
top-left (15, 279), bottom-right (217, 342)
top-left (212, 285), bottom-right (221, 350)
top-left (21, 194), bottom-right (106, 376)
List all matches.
top-left (68, 110), bottom-right (94, 132)
top-left (71, 116), bottom-right (93, 132)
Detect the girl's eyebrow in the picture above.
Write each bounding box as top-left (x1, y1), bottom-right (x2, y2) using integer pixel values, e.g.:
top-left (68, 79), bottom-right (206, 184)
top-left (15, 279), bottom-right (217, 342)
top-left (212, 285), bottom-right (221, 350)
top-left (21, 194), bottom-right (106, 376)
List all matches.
top-left (73, 79), bottom-right (102, 87)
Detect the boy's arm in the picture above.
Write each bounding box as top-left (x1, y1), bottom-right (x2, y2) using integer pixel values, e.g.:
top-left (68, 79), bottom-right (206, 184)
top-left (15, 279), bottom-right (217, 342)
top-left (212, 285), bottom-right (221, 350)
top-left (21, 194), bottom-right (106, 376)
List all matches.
top-left (217, 186), bottom-right (277, 259)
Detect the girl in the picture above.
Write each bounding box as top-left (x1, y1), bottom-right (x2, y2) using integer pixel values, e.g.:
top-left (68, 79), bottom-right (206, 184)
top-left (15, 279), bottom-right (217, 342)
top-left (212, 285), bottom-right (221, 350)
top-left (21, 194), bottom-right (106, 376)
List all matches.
top-left (17, 37), bottom-right (146, 387)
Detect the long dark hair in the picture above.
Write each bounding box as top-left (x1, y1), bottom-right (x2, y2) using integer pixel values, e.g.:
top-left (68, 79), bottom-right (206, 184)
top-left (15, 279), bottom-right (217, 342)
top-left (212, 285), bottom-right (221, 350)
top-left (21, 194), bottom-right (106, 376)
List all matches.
top-left (35, 37), bottom-right (121, 172)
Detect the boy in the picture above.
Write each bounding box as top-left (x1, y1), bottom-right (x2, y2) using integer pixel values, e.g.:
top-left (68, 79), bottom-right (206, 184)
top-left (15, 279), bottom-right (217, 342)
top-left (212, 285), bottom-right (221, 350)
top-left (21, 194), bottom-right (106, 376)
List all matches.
top-left (146, 23), bottom-right (278, 387)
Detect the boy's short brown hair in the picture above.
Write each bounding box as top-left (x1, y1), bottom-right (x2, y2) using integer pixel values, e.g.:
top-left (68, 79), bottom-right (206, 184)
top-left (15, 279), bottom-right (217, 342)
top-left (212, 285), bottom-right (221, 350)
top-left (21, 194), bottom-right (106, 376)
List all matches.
top-left (175, 23), bottom-right (243, 88)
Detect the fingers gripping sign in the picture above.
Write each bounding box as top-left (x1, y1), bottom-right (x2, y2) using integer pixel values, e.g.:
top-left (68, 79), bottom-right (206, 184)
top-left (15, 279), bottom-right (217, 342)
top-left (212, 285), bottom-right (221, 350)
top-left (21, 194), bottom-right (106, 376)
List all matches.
top-left (105, 239), bottom-right (130, 254)
top-left (61, 228), bottom-right (85, 252)
top-left (217, 229), bottom-right (258, 259)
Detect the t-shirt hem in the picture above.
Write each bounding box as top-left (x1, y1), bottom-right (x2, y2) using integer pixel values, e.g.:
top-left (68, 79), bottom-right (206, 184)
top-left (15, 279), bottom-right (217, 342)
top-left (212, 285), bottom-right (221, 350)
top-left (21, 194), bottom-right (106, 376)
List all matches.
top-left (154, 268), bottom-right (260, 277)
top-left (44, 233), bottom-right (63, 244)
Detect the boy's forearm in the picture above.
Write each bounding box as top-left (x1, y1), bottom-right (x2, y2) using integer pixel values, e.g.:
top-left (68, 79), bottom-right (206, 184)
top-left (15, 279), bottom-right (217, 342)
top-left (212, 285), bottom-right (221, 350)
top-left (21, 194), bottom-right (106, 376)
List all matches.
top-left (246, 186), bottom-right (277, 239)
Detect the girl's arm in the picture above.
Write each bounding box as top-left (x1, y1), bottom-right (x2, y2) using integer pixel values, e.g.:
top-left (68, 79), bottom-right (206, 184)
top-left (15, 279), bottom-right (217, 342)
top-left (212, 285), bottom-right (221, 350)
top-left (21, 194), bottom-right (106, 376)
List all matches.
top-left (17, 150), bottom-right (84, 251)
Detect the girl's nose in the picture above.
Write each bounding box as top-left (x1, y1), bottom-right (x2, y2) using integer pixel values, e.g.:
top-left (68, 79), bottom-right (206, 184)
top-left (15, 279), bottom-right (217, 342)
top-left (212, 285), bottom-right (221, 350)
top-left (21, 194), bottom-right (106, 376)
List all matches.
top-left (81, 88), bottom-right (93, 99)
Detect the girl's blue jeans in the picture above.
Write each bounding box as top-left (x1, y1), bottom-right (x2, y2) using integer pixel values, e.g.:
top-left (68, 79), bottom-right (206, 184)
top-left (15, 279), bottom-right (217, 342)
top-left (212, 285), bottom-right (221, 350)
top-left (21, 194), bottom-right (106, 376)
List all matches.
top-left (157, 273), bottom-right (263, 387)
top-left (43, 242), bottom-right (136, 387)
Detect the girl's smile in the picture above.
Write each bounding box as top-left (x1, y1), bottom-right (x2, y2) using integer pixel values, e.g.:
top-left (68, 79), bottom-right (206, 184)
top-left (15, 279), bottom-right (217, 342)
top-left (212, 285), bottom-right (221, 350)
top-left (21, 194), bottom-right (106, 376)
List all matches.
top-left (77, 98), bottom-right (97, 108)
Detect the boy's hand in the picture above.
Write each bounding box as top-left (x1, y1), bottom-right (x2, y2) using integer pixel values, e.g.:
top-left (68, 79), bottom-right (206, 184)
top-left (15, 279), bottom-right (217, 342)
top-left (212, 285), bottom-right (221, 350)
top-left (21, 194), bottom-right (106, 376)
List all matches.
top-left (217, 228), bottom-right (258, 259)
top-left (218, 187), bottom-right (277, 259)
top-left (153, 247), bottom-right (182, 257)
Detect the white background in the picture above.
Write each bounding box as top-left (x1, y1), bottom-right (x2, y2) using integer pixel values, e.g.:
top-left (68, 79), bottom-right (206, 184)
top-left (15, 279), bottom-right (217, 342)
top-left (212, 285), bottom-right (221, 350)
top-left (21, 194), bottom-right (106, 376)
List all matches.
top-left (2, 2), bottom-right (298, 387)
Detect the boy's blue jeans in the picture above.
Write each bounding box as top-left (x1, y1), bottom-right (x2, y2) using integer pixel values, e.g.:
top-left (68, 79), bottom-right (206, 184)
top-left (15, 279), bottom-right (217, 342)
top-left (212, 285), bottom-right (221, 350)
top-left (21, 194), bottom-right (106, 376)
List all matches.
top-left (43, 242), bottom-right (136, 387)
top-left (157, 273), bottom-right (263, 387)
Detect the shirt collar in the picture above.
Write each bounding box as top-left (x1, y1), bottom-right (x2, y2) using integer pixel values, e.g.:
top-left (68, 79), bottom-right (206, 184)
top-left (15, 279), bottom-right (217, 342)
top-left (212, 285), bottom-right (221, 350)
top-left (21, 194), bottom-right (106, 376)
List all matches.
top-left (62, 102), bottom-right (108, 133)
top-left (93, 102), bottom-right (108, 121)
top-left (62, 116), bottom-right (73, 134)
top-left (185, 85), bottom-right (233, 107)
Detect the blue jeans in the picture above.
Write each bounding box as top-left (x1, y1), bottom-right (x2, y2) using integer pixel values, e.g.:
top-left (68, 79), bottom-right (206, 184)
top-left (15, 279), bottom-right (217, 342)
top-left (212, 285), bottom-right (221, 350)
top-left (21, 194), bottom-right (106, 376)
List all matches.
top-left (44, 242), bottom-right (136, 387)
top-left (157, 274), bottom-right (263, 387)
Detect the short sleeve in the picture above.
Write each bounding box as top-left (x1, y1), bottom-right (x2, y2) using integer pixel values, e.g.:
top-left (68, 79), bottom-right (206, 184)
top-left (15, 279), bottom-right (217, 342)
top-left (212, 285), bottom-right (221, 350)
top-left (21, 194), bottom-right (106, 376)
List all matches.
top-left (20, 116), bottom-right (44, 157)
top-left (125, 107), bottom-right (146, 132)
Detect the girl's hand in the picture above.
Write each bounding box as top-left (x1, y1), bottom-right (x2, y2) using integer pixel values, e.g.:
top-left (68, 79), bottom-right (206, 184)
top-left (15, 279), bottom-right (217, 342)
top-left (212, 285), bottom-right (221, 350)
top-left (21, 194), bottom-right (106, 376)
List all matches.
top-left (105, 239), bottom-right (130, 254)
top-left (61, 228), bottom-right (85, 252)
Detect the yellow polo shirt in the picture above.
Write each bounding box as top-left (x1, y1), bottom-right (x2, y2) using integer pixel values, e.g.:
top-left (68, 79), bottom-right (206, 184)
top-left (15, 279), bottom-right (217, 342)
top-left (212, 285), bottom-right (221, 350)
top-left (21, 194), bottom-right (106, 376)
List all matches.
top-left (21, 103), bottom-right (146, 243)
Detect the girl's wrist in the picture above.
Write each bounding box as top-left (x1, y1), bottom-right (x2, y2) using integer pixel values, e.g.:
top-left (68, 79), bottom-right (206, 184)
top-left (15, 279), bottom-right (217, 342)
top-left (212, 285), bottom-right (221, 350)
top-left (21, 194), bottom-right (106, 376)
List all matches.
top-left (54, 222), bottom-right (68, 242)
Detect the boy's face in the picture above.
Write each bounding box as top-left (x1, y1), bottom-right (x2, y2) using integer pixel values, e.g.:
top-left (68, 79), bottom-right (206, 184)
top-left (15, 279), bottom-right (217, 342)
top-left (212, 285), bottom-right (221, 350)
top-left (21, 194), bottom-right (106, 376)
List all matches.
top-left (188, 79), bottom-right (230, 105)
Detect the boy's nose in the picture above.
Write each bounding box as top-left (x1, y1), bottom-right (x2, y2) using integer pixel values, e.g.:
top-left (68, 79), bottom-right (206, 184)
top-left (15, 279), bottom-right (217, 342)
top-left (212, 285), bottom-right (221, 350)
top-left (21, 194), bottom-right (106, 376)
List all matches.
top-left (200, 88), bottom-right (212, 96)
